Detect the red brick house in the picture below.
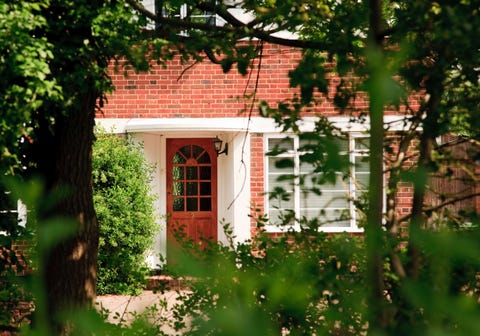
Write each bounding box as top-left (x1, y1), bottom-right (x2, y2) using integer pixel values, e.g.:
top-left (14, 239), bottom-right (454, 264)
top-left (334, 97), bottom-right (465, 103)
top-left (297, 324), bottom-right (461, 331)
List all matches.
top-left (95, 2), bottom-right (480, 265)
top-left (96, 41), bottom-right (428, 266)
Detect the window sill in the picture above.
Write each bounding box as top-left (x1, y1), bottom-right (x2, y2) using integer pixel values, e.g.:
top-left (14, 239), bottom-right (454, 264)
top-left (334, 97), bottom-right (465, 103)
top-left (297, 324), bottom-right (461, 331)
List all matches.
top-left (263, 225), bottom-right (364, 234)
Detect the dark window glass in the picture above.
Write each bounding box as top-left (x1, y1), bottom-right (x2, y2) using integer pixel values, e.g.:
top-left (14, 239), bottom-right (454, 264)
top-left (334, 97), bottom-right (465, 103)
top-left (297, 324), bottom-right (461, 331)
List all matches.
top-left (200, 166), bottom-right (211, 180)
top-left (173, 153), bottom-right (186, 164)
top-left (200, 198), bottom-right (211, 211)
top-left (173, 198), bottom-right (184, 211)
top-left (197, 152), bottom-right (211, 163)
top-left (171, 143), bottom-right (214, 214)
top-left (180, 145), bottom-right (191, 159)
top-left (192, 145), bottom-right (204, 159)
top-left (186, 197), bottom-right (198, 211)
top-left (186, 166), bottom-right (198, 180)
top-left (186, 182), bottom-right (198, 195)
top-left (200, 182), bottom-right (211, 195)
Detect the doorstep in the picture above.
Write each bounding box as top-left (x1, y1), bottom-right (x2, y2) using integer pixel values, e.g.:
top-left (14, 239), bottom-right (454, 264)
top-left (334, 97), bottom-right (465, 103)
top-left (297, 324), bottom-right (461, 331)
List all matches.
top-left (146, 275), bottom-right (192, 291)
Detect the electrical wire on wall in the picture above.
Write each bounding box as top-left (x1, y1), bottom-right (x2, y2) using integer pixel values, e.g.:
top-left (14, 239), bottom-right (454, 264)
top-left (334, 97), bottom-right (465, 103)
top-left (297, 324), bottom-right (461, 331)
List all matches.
top-left (228, 40), bottom-right (264, 210)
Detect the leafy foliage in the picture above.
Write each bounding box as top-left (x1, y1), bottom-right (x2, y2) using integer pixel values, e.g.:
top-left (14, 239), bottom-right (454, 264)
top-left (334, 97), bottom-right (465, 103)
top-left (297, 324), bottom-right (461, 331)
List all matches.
top-left (0, 1), bottom-right (61, 175)
top-left (93, 130), bottom-right (158, 295)
top-left (163, 219), bottom-right (480, 336)
top-left (0, 0), bottom-right (479, 334)
top-left (0, 242), bottom-right (31, 331)
top-left (0, 177), bottom-right (80, 334)
top-left (169, 227), bottom-right (367, 336)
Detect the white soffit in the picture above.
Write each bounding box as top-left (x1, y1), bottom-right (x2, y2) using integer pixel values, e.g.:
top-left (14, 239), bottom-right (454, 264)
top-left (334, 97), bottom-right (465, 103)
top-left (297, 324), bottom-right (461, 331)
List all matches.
top-left (95, 115), bottom-right (413, 134)
top-left (120, 118), bottom-right (252, 133)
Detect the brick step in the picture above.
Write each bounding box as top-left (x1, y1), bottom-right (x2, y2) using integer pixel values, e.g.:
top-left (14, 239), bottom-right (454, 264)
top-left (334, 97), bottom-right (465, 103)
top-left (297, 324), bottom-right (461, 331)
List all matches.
top-left (146, 275), bottom-right (192, 291)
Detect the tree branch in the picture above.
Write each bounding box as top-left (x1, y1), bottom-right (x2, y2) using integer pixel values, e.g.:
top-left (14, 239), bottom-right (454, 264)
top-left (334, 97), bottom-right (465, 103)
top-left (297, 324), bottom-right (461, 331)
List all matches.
top-left (424, 191), bottom-right (480, 214)
top-left (396, 191), bottom-right (480, 224)
top-left (125, 0), bottom-right (328, 50)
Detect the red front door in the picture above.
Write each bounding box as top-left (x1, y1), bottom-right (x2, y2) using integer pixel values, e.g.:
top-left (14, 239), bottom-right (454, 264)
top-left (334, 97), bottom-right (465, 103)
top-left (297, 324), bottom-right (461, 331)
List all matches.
top-left (166, 138), bottom-right (218, 259)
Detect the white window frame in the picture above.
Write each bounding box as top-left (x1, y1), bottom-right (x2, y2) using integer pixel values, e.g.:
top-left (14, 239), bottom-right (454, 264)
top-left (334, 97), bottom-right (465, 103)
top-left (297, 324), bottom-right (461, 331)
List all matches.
top-left (0, 198), bottom-right (27, 236)
top-left (264, 133), bottom-right (370, 233)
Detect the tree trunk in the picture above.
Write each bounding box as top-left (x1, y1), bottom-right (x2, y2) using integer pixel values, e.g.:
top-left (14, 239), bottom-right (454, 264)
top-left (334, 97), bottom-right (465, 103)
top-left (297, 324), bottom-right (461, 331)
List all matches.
top-left (407, 82), bottom-right (442, 279)
top-left (366, 0), bottom-right (388, 331)
top-left (36, 91), bottom-right (99, 333)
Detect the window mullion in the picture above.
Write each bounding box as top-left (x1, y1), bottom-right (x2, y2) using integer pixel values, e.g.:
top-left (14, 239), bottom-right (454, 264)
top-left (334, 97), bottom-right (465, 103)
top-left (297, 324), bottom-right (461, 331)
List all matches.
top-left (180, 4), bottom-right (187, 19)
top-left (294, 136), bottom-right (301, 227)
top-left (349, 135), bottom-right (356, 229)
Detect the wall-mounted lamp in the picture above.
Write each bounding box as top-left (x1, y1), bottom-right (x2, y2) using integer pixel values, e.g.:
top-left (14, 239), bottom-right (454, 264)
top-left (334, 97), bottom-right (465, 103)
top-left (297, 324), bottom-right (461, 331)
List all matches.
top-left (213, 136), bottom-right (228, 156)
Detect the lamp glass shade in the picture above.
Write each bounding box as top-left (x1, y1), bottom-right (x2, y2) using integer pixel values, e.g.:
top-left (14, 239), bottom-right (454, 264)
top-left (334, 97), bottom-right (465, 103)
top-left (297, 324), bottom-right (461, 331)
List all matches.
top-left (213, 137), bottom-right (223, 152)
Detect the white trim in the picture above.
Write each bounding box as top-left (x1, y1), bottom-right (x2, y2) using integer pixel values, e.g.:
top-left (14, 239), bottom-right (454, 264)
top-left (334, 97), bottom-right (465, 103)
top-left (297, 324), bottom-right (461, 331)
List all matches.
top-left (96, 118), bottom-right (252, 133)
top-left (95, 116), bottom-right (405, 240)
top-left (119, 129), bottom-right (251, 267)
top-left (263, 133), bottom-right (368, 233)
top-left (95, 115), bottom-right (414, 135)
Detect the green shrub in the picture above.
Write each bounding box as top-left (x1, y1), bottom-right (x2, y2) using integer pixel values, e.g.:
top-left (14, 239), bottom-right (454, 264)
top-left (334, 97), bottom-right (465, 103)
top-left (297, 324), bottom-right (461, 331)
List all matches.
top-left (165, 220), bottom-right (368, 336)
top-left (93, 129), bottom-right (157, 295)
top-left (166, 219), bottom-right (480, 336)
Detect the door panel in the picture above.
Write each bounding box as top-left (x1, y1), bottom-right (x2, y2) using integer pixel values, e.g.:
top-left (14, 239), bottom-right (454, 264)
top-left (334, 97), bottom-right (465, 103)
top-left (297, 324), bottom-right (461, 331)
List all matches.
top-left (166, 139), bottom-right (217, 260)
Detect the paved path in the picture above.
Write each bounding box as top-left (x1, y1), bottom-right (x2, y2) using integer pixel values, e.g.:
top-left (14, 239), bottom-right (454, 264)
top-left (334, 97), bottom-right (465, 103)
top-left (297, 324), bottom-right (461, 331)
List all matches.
top-left (96, 290), bottom-right (182, 325)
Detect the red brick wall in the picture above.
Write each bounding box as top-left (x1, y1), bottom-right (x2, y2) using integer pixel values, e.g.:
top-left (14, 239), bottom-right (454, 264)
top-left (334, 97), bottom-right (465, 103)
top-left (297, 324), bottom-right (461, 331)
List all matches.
top-left (383, 135), bottom-right (418, 234)
top-left (3, 241), bottom-right (30, 276)
top-left (100, 43), bottom-right (421, 120)
top-left (249, 133), bottom-right (265, 235)
top-left (100, 43), bottom-right (306, 119)
top-left (100, 43), bottom-right (422, 119)
top-left (99, 42), bottom-right (422, 235)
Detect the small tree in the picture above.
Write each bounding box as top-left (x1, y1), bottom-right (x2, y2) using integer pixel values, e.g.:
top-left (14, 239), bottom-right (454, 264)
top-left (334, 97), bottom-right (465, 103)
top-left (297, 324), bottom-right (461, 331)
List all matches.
top-left (92, 130), bottom-right (157, 295)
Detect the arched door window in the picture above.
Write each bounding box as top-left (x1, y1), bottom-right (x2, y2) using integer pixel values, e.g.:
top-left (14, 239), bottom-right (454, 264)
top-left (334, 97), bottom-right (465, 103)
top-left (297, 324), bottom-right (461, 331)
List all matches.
top-left (172, 145), bottom-right (212, 212)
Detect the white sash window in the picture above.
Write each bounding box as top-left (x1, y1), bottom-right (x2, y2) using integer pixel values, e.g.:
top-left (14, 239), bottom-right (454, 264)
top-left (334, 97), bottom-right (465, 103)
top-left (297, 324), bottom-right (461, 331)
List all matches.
top-left (265, 134), bottom-right (369, 232)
